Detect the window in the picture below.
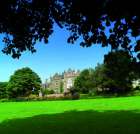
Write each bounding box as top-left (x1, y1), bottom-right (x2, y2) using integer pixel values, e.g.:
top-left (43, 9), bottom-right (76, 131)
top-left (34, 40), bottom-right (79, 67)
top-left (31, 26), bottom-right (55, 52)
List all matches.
top-left (66, 78), bottom-right (73, 88)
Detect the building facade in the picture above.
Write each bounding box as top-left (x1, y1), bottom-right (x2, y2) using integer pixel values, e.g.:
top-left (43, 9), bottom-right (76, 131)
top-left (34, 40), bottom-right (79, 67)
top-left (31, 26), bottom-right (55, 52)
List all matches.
top-left (47, 69), bottom-right (80, 93)
top-left (48, 73), bottom-right (63, 93)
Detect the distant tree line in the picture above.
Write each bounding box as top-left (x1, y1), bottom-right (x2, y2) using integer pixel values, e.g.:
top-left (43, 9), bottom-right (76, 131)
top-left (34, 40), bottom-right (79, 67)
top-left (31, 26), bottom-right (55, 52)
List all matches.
top-left (74, 50), bottom-right (140, 96)
top-left (0, 50), bottom-right (140, 100)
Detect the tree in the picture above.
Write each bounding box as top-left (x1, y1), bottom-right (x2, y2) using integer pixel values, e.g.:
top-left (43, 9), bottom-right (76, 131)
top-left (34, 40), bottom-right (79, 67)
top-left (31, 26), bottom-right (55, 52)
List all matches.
top-left (0, 1), bottom-right (140, 60)
top-left (103, 50), bottom-right (135, 93)
top-left (60, 81), bottom-right (64, 93)
top-left (74, 69), bottom-right (94, 93)
top-left (7, 67), bottom-right (41, 98)
top-left (74, 50), bottom-right (138, 95)
top-left (92, 64), bottom-right (108, 92)
top-left (90, 50), bottom-right (137, 95)
top-left (0, 82), bottom-right (8, 98)
top-left (62, 0), bottom-right (140, 60)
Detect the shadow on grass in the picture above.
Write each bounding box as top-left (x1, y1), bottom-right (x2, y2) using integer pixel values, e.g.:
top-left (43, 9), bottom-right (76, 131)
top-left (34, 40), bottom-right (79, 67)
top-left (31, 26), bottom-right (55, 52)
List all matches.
top-left (0, 110), bottom-right (140, 134)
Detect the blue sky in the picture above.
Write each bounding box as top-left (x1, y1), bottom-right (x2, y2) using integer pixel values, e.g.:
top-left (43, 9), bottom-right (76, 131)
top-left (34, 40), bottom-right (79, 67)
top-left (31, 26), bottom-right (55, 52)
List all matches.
top-left (0, 25), bottom-right (111, 83)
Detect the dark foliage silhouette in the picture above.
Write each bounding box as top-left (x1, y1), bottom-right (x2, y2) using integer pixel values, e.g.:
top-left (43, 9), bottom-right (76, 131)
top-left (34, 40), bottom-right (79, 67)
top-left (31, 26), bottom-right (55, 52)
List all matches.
top-left (0, 0), bottom-right (140, 60)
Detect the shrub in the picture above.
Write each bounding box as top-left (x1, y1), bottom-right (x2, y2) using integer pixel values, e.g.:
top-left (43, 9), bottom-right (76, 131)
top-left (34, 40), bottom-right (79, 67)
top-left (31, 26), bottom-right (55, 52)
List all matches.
top-left (134, 86), bottom-right (140, 91)
top-left (44, 89), bottom-right (55, 95)
top-left (131, 90), bottom-right (140, 96)
top-left (71, 92), bottom-right (80, 100)
top-left (27, 94), bottom-right (39, 100)
top-left (46, 94), bottom-right (72, 100)
top-left (67, 87), bottom-right (80, 100)
top-left (0, 98), bottom-right (9, 102)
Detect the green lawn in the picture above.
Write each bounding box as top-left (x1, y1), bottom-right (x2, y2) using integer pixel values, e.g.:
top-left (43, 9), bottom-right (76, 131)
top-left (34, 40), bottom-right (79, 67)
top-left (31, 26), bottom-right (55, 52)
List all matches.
top-left (0, 96), bottom-right (140, 134)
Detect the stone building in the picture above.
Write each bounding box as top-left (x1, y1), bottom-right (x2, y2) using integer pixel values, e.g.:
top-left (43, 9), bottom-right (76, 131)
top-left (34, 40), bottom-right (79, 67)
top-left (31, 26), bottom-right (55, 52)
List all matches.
top-left (63, 69), bottom-right (80, 92)
top-left (47, 69), bottom-right (80, 93)
top-left (48, 73), bottom-right (63, 93)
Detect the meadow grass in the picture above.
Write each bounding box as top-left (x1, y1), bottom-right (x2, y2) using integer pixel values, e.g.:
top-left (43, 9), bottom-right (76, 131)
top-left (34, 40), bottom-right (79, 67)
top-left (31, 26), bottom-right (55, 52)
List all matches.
top-left (0, 96), bottom-right (140, 134)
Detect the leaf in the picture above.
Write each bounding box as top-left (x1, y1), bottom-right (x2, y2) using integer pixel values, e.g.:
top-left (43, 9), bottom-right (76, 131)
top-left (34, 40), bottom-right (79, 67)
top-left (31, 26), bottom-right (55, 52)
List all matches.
top-left (134, 40), bottom-right (140, 52)
top-left (137, 53), bottom-right (140, 60)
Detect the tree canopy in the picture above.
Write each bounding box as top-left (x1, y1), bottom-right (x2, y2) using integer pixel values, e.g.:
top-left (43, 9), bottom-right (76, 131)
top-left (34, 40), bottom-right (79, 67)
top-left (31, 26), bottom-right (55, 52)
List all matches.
top-left (0, 0), bottom-right (140, 60)
top-left (103, 50), bottom-right (135, 93)
top-left (0, 82), bottom-right (8, 98)
top-left (74, 69), bottom-right (94, 93)
top-left (7, 67), bottom-right (41, 98)
top-left (74, 50), bottom-right (138, 94)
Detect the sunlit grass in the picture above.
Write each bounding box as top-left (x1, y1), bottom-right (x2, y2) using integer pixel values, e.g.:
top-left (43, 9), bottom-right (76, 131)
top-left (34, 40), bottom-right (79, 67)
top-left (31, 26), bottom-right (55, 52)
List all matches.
top-left (0, 96), bottom-right (140, 134)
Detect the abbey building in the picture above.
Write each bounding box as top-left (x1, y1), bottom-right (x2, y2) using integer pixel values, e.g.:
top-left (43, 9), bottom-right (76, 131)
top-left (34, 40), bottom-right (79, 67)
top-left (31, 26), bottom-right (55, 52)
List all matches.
top-left (47, 69), bottom-right (80, 93)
